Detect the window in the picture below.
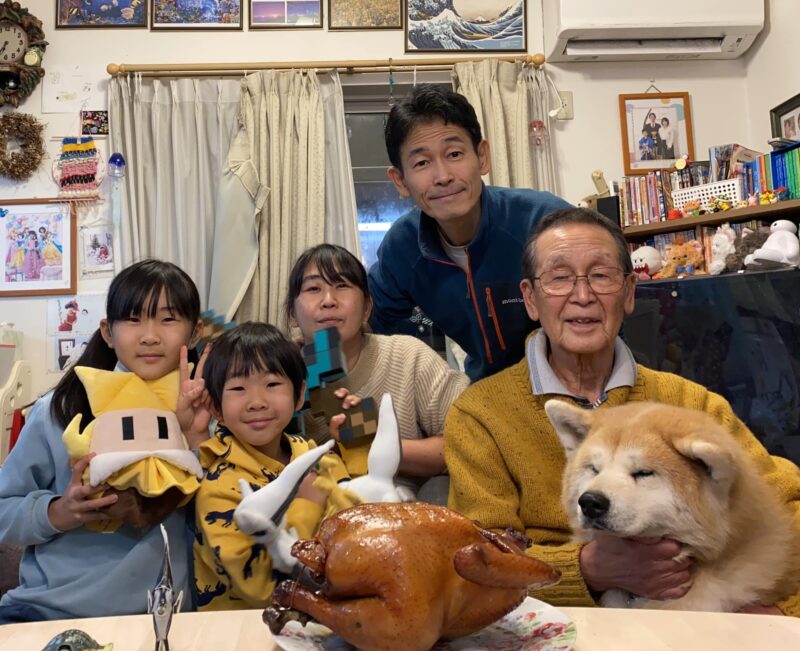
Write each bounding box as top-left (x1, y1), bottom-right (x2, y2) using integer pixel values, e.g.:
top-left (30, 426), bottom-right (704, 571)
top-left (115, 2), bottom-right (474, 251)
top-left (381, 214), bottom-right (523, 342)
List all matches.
top-left (342, 72), bottom-right (451, 269)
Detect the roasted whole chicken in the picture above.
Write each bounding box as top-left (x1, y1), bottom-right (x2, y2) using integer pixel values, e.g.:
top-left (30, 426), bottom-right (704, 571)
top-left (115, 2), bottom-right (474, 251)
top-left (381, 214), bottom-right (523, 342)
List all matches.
top-left (269, 502), bottom-right (560, 651)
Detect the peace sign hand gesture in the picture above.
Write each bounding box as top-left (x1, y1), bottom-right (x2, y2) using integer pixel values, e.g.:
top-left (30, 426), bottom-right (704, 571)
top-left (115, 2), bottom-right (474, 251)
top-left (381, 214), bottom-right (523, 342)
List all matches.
top-left (176, 344), bottom-right (213, 449)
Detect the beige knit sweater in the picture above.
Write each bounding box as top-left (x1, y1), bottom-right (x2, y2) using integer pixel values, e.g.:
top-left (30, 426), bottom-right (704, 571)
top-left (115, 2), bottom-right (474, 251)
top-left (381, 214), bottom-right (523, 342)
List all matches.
top-left (304, 333), bottom-right (470, 476)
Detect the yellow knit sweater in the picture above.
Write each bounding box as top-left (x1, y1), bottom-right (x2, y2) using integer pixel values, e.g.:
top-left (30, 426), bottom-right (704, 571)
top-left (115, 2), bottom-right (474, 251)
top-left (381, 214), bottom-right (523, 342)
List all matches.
top-left (444, 356), bottom-right (800, 616)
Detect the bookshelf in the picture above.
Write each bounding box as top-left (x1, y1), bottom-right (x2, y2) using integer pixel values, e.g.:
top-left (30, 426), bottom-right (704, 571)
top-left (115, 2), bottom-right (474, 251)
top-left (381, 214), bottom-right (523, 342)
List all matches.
top-left (622, 198), bottom-right (800, 241)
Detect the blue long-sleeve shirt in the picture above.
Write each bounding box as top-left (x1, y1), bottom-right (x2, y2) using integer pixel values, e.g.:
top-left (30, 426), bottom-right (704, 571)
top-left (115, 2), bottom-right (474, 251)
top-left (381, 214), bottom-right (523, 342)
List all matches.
top-left (368, 185), bottom-right (571, 381)
top-left (0, 393), bottom-right (192, 620)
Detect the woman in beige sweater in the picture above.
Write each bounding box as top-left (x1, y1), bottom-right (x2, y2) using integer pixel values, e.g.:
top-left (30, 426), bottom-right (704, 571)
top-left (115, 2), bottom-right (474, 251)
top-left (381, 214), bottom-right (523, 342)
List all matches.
top-left (286, 244), bottom-right (469, 502)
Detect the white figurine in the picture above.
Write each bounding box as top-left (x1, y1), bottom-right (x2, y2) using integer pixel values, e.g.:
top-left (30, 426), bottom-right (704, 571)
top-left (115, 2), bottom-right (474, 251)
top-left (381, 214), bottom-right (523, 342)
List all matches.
top-left (744, 219), bottom-right (800, 269)
top-left (630, 245), bottom-right (663, 280)
top-left (708, 223), bottom-right (737, 275)
top-left (233, 393), bottom-right (405, 574)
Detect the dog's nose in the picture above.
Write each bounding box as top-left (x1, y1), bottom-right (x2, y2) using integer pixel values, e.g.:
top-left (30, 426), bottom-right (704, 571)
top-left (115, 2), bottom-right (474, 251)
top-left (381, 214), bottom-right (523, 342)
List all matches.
top-left (578, 491), bottom-right (610, 519)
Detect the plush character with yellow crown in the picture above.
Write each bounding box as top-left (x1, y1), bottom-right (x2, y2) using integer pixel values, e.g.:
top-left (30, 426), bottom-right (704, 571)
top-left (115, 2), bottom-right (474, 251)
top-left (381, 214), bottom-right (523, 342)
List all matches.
top-left (62, 366), bottom-right (203, 532)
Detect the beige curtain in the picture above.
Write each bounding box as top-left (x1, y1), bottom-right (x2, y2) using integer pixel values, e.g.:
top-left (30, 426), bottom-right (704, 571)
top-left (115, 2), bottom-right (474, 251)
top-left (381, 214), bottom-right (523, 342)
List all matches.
top-left (230, 70), bottom-right (326, 326)
top-left (452, 60), bottom-right (559, 193)
top-left (109, 75), bottom-right (241, 304)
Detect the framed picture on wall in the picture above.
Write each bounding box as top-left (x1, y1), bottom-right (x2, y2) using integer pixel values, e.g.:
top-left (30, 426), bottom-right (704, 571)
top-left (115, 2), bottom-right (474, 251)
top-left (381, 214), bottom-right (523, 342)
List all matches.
top-left (1, 200), bottom-right (76, 297)
top-left (619, 92), bottom-right (695, 175)
top-left (151, 0), bottom-right (243, 29)
top-left (329, 0), bottom-right (401, 30)
top-left (56, 0), bottom-right (147, 27)
top-left (770, 92), bottom-right (800, 140)
top-left (250, 0), bottom-right (322, 28)
top-left (405, 0), bottom-right (526, 52)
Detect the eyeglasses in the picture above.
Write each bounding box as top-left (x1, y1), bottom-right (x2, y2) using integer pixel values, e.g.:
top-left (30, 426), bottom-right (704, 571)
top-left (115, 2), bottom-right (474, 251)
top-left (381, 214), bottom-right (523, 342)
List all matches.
top-left (534, 267), bottom-right (628, 296)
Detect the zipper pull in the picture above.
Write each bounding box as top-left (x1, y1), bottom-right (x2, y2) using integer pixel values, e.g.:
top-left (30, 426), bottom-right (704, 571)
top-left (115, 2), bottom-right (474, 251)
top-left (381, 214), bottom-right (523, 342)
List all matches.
top-left (485, 287), bottom-right (492, 318)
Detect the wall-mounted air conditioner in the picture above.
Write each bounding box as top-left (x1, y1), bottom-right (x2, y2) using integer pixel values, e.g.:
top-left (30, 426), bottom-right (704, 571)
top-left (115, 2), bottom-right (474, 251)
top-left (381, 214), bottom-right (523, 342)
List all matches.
top-left (543, 0), bottom-right (765, 62)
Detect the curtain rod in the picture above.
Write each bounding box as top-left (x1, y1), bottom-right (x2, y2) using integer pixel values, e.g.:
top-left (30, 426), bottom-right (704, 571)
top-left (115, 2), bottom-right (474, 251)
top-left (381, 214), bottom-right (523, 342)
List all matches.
top-left (106, 53), bottom-right (546, 77)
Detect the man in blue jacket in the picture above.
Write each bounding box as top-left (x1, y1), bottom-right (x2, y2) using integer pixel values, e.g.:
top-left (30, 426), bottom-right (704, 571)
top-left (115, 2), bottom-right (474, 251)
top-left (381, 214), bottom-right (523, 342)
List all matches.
top-left (368, 84), bottom-right (571, 382)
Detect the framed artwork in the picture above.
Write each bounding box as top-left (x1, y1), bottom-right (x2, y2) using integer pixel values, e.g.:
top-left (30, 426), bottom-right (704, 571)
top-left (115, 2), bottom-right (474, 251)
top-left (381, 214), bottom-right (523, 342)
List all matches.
top-left (619, 92), bottom-right (695, 176)
top-left (405, 0), bottom-right (526, 52)
top-left (329, 0), bottom-right (401, 30)
top-left (151, 0), bottom-right (243, 29)
top-left (79, 223), bottom-right (114, 277)
top-left (80, 110), bottom-right (109, 136)
top-left (770, 93), bottom-right (800, 140)
top-left (250, 0), bottom-right (322, 28)
top-left (1, 200), bottom-right (76, 297)
top-left (56, 0), bottom-right (147, 27)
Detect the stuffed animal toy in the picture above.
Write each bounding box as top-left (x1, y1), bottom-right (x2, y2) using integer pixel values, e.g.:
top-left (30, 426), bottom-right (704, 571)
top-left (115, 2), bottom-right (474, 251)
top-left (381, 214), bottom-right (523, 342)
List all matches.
top-left (744, 219), bottom-right (800, 269)
top-left (682, 199), bottom-right (701, 217)
top-left (722, 227), bottom-right (771, 274)
top-left (630, 245), bottom-right (663, 280)
top-left (708, 223), bottom-right (737, 275)
top-left (63, 367), bottom-right (203, 532)
top-left (653, 239), bottom-right (707, 279)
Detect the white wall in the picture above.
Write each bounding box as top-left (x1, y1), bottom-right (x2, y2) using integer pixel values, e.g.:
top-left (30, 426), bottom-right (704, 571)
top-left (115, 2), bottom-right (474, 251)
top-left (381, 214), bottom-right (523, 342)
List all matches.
top-left (0, 0), bottom-right (789, 396)
top-left (744, 1), bottom-right (800, 147)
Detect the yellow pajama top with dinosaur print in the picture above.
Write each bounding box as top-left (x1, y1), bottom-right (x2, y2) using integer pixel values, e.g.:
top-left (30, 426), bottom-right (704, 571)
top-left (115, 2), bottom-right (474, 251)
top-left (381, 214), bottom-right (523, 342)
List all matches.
top-left (194, 424), bottom-right (350, 611)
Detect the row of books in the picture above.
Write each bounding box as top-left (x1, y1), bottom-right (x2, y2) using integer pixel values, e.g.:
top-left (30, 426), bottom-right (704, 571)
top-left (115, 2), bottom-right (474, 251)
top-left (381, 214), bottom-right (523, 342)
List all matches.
top-left (738, 142), bottom-right (800, 199)
top-left (617, 171), bottom-right (676, 227)
top-left (627, 220), bottom-right (766, 272)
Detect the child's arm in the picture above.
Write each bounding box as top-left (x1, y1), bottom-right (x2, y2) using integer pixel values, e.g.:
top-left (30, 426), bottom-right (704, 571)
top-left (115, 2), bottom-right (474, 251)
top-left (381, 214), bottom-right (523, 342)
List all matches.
top-left (0, 398), bottom-right (114, 545)
top-left (177, 344), bottom-right (213, 449)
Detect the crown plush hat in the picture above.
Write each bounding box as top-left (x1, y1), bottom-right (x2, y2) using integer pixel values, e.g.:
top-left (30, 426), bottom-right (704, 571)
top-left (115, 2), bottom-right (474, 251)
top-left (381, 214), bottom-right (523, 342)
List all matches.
top-left (63, 367), bottom-right (203, 531)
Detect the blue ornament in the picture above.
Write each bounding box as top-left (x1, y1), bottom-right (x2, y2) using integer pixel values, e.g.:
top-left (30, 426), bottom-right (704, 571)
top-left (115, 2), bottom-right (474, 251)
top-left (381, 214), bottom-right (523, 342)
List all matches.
top-left (108, 152), bottom-right (126, 178)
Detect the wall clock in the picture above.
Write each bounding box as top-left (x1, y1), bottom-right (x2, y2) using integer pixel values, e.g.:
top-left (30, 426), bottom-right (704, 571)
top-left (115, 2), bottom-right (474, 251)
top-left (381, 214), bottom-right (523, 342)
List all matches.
top-left (0, 0), bottom-right (46, 108)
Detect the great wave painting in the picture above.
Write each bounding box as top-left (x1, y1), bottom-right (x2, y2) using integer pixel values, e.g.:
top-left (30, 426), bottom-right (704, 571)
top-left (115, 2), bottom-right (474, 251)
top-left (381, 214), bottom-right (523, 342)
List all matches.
top-left (406, 0), bottom-right (526, 52)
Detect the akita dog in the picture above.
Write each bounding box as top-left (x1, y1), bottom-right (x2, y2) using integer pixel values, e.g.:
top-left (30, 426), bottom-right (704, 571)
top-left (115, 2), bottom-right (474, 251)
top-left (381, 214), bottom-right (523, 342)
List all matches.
top-left (545, 399), bottom-right (800, 612)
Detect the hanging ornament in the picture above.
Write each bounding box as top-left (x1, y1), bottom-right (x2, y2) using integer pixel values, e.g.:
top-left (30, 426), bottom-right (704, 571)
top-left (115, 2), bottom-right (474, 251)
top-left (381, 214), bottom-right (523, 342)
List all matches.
top-left (108, 152), bottom-right (127, 274)
top-left (528, 120), bottom-right (549, 147)
top-left (52, 136), bottom-right (104, 198)
top-left (0, 111), bottom-right (45, 181)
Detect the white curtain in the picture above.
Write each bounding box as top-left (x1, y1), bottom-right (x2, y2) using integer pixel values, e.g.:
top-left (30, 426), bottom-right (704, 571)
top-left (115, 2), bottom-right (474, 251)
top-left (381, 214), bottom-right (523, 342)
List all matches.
top-left (452, 60), bottom-right (559, 193)
top-left (320, 71), bottom-right (361, 257)
top-left (220, 70), bottom-right (327, 326)
top-left (109, 75), bottom-right (241, 305)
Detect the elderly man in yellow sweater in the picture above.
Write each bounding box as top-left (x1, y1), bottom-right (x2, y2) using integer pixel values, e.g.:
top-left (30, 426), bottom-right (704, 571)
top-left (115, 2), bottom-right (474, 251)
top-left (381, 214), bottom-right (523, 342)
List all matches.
top-left (445, 206), bottom-right (800, 617)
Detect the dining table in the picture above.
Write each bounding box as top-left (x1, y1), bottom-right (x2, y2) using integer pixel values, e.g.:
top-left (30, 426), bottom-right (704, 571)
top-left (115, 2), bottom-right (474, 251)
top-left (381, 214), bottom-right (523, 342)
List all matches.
top-left (2, 605), bottom-right (799, 650)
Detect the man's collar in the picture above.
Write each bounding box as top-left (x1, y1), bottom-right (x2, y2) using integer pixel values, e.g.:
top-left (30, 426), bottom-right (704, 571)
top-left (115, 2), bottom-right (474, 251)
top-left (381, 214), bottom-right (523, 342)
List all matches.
top-left (526, 330), bottom-right (637, 407)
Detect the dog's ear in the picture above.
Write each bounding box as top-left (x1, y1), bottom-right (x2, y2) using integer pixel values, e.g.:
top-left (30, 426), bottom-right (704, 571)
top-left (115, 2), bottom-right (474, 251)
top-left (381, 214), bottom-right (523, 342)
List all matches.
top-left (545, 400), bottom-right (592, 458)
top-left (673, 436), bottom-right (737, 496)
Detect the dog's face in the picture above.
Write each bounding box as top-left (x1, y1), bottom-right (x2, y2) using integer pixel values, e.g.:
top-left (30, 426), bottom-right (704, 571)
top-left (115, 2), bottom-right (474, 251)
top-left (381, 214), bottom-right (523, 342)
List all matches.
top-left (546, 401), bottom-right (741, 554)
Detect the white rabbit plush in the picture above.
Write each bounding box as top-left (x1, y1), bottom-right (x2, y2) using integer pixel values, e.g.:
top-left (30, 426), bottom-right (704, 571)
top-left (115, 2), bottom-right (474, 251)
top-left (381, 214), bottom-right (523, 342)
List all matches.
top-left (709, 223), bottom-right (737, 275)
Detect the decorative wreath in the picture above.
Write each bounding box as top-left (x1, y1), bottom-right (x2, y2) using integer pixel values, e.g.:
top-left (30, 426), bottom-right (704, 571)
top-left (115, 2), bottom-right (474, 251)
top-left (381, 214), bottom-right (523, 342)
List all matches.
top-left (0, 111), bottom-right (45, 181)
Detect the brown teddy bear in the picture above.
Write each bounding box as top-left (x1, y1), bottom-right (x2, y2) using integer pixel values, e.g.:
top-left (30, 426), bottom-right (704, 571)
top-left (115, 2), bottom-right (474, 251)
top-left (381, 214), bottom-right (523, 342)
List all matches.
top-left (653, 239), bottom-right (707, 279)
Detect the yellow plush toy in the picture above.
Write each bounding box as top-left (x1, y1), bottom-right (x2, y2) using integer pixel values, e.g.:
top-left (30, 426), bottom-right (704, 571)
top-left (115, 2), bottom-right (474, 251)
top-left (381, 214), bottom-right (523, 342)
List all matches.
top-left (653, 238), bottom-right (708, 279)
top-left (63, 367), bottom-right (203, 532)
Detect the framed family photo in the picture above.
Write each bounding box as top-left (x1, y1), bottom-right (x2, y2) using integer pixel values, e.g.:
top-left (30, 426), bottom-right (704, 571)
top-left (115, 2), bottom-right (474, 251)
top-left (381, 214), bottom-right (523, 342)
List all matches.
top-left (1, 200), bottom-right (76, 297)
top-left (329, 0), bottom-right (401, 30)
top-left (619, 92), bottom-right (695, 175)
top-left (770, 92), bottom-right (800, 140)
top-left (405, 0), bottom-right (526, 52)
top-left (56, 0), bottom-right (147, 27)
top-left (250, 0), bottom-right (322, 28)
top-left (151, 0), bottom-right (243, 29)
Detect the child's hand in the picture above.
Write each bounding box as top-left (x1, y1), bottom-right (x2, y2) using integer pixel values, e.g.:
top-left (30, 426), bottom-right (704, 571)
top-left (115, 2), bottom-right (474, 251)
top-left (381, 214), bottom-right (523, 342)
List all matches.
top-left (47, 454), bottom-right (119, 532)
top-left (296, 471), bottom-right (327, 507)
top-left (327, 388), bottom-right (361, 442)
top-left (177, 344), bottom-right (213, 448)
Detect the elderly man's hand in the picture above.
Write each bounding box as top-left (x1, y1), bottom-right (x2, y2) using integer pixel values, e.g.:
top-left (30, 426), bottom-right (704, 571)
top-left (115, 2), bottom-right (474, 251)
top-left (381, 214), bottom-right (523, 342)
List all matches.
top-left (580, 534), bottom-right (693, 601)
